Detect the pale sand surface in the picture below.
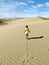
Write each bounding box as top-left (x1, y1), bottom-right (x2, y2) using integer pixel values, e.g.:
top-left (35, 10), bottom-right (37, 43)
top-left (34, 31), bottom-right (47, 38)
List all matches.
top-left (0, 19), bottom-right (49, 65)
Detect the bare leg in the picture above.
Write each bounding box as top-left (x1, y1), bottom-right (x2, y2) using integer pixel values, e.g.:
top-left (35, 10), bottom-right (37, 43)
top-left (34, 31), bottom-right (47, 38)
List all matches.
top-left (26, 34), bottom-right (28, 39)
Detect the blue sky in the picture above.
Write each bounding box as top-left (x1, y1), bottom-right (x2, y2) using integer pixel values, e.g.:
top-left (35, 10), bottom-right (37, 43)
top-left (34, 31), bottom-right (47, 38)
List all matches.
top-left (0, 0), bottom-right (49, 18)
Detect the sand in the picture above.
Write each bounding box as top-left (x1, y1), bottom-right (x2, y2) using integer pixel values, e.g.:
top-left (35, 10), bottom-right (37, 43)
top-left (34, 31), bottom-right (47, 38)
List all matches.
top-left (0, 18), bottom-right (49, 65)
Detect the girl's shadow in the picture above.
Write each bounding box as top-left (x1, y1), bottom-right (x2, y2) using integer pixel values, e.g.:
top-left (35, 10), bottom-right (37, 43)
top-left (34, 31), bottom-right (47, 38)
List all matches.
top-left (28, 36), bottom-right (44, 40)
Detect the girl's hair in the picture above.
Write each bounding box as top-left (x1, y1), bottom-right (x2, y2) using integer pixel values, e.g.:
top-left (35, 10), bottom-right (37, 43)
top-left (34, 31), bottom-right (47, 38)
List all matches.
top-left (25, 25), bottom-right (28, 28)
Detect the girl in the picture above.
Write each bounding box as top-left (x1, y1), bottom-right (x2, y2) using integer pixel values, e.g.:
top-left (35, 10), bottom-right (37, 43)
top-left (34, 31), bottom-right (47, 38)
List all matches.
top-left (24, 25), bottom-right (30, 39)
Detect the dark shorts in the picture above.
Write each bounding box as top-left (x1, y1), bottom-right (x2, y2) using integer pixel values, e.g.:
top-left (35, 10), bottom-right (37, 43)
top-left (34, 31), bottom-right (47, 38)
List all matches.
top-left (26, 34), bottom-right (28, 36)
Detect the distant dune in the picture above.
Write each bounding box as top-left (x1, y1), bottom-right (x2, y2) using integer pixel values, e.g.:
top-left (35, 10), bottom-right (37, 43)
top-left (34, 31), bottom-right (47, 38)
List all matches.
top-left (0, 16), bottom-right (49, 24)
top-left (0, 16), bottom-right (49, 25)
top-left (32, 16), bottom-right (49, 21)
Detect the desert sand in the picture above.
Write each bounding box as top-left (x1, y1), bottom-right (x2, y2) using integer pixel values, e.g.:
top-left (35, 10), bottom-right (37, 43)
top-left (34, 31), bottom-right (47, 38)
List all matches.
top-left (0, 17), bottom-right (49, 65)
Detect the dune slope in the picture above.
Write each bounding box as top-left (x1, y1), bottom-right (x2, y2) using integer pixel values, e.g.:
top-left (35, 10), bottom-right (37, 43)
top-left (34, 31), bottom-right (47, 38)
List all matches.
top-left (0, 18), bottom-right (49, 65)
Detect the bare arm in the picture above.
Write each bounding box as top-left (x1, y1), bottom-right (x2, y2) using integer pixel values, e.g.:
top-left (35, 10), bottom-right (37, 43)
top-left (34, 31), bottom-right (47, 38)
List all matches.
top-left (24, 29), bottom-right (26, 33)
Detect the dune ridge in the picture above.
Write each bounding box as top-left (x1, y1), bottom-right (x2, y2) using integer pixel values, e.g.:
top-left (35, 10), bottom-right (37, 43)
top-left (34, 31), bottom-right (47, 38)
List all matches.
top-left (0, 16), bottom-right (49, 24)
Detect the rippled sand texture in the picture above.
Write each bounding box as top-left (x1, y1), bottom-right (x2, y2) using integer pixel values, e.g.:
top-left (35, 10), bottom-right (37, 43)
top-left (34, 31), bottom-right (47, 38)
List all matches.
top-left (0, 17), bottom-right (49, 65)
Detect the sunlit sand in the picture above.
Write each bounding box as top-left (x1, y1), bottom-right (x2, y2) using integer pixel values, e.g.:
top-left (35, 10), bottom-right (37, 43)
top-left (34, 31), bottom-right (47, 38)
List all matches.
top-left (0, 17), bottom-right (49, 65)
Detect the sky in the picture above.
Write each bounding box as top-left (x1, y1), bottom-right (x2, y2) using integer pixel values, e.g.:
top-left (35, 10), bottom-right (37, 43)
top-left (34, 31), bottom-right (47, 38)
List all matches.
top-left (0, 0), bottom-right (49, 18)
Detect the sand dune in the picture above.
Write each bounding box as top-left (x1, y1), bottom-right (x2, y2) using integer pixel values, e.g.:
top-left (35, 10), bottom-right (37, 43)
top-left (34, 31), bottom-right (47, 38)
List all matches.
top-left (32, 16), bottom-right (49, 21)
top-left (0, 17), bottom-right (49, 65)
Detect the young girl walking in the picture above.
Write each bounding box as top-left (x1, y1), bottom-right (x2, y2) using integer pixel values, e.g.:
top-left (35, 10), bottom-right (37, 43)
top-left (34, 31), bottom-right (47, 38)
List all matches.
top-left (24, 25), bottom-right (30, 39)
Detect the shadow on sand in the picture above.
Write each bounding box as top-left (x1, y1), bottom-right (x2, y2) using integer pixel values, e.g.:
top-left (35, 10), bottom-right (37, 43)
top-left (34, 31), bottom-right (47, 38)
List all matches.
top-left (28, 36), bottom-right (44, 40)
